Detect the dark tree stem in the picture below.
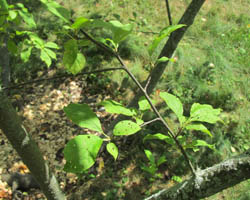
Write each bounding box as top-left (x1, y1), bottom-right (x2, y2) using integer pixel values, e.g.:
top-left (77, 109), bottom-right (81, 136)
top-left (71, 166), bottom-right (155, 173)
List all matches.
top-left (165, 0), bottom-right (172, 25)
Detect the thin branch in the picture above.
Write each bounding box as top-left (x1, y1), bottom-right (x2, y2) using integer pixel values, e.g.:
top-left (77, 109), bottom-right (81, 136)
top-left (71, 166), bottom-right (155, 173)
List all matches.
top-left (3, 67), bottom-right (124, 90)
top-left (174, 124), bottom-right (186, 139)
top-left (165, 0), bottom-right (172, 25)
top-left (144, 76), bottom-right (151, 91)
top-left (140, 118), bottom-right (160, 128)
top-left (71, 18), bottom-right (117, 58)
top-left (135, 30), bottom-right (159, 35)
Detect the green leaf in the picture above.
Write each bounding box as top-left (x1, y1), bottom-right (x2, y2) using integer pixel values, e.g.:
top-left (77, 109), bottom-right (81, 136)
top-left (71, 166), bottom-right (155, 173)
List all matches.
top-left (8, 10), bottom-right (17, 20)
top-left (17, 4), bottom-right (36, 28)
top-left (157, 56), bottom-right (169, 63)
top-left (16, 30), bottom-right (27, 35)
top-left (78, 39), bottom-right (91, 47)
top-left (63, 39), bottom-right (86, 74)
top-left (40, 49), bottom-right (52, 67)
top-left (44, 47), bottom-right (56, 59)
top-left (185, 123), bottom-right (212, 137)
top-left (108, 20), bottom-right (133, 44)
top-left (0, 0), bottom-right (8, 11)
top-left (172, 176), bottom-right (182, 183)
top-left (63, 39), bottom-right (78, 65)
top-left (40, 0), bottom-right (70, 23)
top-left (16, 3), bottom-right (27, 10)
top-left (62, 25), bottom-right (71, 30)
top-left (90, 19), bottom-right (111, 29)
top-left (160, 92), bottom-right (184, 124)
top-left (40, 47), bottom-right (57, 67)
top-left (68, 53), bottom-right (86, 74)
top-left (141, 165), bottom-right (157, 175)
top-left (141, 165), bottom-right (158, 175)
top-left (144, 149), bottom-right (155, 164)
top-left (12, 14), bottom-right (21, 25)
top-left (0, 16), bottom-right (6, 26)
top-left (157, 155), bottom-right (167, 166)
top-left (190, 103), bottom-right (222, 124)
top-left (106, 142), bottom-right (118, 160)
top-left (138, 96), bottom-right (155, 111)
top-left (64, 103), bottom-right (103, 133)
top-left (156, 56), bottom-right (175, 64)
top-left (7, 39), bottom-right (17, 54)
top-left (20, 46), bottom-right (32, 62)
top-left (99, 100), bottom-right (136, 116)
top-left (113, 120), bottom-right (141, 136)
top-left (135, 117), bottom-right (144, 126)
top-left (143, 133), bottom-right (174, 145)
top-left (18, 10), bottom-right (36, 28)
top-left (63, 135), bottom-right (103, 173)
top-left (191, 139), bottom-right (215, 150)
top-left (44, 42), bottom-right (59, 49)
top-left (71, 17), bottom-right (92, 29)
top-left (0, 0), bottom-right (8, 27)
top-left (105, 38), bottom-right (119, 51)
top-left (28, 33), bottom-right (44, 47)
top-left (148, 24), bottom-right (185, 56)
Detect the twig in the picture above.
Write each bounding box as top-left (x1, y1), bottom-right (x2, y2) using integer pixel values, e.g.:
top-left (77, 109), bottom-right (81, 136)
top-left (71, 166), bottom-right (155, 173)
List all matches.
top-left (140, 118), bottom-right (161, 128)
top-left (144, 76), bottom-right (151, 91)
top-left (174, 126), bottom-right (184, 139)
top-left (2, 67), bottom-right (124, 90)
top-left (70, 18), bottom-right (116, 57)
top-left (165, 0), bottom-right (172, 25)
top-left (135, 30), bottom-right (159, 35)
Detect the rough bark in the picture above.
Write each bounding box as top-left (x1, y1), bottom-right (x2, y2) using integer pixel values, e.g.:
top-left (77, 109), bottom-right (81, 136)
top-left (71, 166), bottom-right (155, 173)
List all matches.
top-left (0, 91), bottom-right (66, 200)
top-left (145, 150), bottom-right (250, 200)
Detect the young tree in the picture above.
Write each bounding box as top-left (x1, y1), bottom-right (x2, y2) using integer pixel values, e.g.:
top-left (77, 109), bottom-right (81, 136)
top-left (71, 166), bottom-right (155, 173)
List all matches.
top-left (0, 0), bottom-right (249, 200)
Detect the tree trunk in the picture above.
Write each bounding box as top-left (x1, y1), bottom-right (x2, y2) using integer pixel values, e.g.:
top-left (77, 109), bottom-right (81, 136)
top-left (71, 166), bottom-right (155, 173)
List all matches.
top-left (145, 150), bottom-right (250, 200)
top-left (0, 91), bottom-right (66, 200)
